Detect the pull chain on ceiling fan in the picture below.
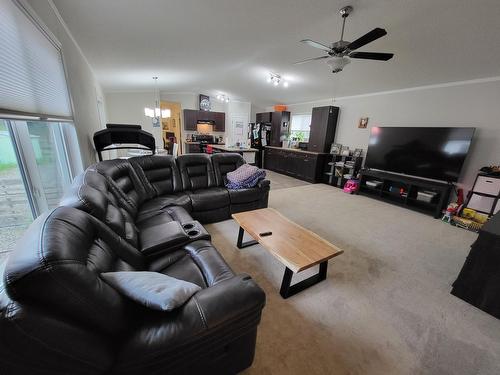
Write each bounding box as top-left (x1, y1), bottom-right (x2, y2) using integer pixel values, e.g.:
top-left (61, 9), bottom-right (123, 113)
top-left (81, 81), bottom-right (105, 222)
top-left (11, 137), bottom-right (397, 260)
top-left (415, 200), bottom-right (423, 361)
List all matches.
top-left (295, 5), bottom-right (394, 73)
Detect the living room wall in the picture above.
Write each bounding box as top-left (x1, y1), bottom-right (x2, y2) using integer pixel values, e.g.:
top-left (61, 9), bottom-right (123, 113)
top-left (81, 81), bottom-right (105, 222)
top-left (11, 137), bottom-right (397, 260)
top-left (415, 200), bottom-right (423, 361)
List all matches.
top-left (269, 77), bottom-right (500, 191)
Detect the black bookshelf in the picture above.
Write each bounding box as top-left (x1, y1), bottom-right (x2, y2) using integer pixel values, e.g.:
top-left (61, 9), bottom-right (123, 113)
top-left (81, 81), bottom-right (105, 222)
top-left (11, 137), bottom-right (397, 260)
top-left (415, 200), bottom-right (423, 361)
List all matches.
top-left (324, 154), bottom-right (363, 188)
top-left (358, 169), bottom-right (452, 218)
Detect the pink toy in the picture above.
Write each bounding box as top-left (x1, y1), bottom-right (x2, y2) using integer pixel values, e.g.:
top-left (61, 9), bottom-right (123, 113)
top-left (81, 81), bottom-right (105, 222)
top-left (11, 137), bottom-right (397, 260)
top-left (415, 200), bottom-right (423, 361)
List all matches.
top-left (343, 179), bottom-right (360, 194)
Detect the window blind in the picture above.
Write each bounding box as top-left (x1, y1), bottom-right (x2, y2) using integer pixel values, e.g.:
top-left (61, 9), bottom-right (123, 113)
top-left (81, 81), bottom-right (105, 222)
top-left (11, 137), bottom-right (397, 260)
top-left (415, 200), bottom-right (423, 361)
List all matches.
top-left (0, 0), bottom-right (72, 118)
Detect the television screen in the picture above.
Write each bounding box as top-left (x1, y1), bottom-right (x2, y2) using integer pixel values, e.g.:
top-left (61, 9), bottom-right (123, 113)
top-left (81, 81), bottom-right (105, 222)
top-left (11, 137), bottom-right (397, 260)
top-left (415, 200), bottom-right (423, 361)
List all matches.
top-left (365, 127), bottom-right (475, 182)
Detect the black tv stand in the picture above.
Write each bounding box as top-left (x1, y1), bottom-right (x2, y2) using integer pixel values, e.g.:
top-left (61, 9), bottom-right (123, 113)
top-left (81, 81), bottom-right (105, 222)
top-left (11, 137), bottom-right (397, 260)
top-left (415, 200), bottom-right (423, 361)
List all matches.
top-left (358, 169), bottom-right (452, 218)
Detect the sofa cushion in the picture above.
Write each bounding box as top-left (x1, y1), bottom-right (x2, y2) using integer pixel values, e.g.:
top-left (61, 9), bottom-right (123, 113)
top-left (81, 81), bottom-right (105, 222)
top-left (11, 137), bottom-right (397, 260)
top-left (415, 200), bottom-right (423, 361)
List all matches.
top-left (150, 241), bottom-right (234, 288)
top-left (177, 154), bottom-right (216, 191)
top-left (101, 271), bottom-right (201, 311)
top-left (188, 187), bottom-right (230, 211)
top-left (60, 171), bottom-right (139, 248)
top-left (91, 159), bottom-right (148, 215)
top-left (136, 193), bottom-right (192, 221)
top-left (228, 187), bottom-right (262, 204)
top-left (139, 221), bottom-right (189, 257)
top-left (136, 205), bottom-right (193, 230)
top-left (211, 153), bottom-right (245, 186)
top-left (130, 155), bottom-right (182, 197)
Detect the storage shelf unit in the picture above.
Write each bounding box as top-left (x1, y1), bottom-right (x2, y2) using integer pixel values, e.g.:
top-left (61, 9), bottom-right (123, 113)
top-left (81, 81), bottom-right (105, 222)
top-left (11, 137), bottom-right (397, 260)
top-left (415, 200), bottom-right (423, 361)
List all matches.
top-left (358, 169), bottom-right (452, 218)
top-left (323, 154), bottom-right (363, 188)
top-left (464, 173), bottom-right (500, 216)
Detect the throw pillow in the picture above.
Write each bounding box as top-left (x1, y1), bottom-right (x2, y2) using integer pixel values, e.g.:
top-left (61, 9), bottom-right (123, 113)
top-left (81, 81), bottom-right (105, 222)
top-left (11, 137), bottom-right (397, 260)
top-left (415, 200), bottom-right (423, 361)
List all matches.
top-left (101, 271), bottom-right (201, 311)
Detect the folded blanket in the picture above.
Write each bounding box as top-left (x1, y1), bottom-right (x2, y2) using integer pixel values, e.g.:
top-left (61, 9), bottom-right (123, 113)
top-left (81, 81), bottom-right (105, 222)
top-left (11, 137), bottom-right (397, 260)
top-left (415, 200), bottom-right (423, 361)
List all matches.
top-left (226, 164), bottom-right (266, 189)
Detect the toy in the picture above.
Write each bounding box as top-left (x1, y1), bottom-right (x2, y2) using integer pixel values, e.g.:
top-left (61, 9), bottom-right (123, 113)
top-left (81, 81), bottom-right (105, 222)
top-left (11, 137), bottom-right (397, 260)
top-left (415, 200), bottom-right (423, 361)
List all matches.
top-left (462, 208), bottom-right (476, 219)
top-left (442, 203), bottom-right (459, 223)
top-left (343, 179), bottom-right (360, 194)
top-left (452, 216), bottom-right (483, 232)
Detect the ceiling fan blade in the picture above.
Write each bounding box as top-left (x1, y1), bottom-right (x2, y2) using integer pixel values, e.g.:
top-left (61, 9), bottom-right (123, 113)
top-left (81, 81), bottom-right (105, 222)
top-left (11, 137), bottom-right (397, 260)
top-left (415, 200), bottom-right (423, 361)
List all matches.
top-left (349, 52), bottom-right (394, 61)
top-left (347, 28), bottom-right (387, 51)
top-left (293, 55), bottom-right (330, 65)
top-left (300, 39), bottom-right (332, 52)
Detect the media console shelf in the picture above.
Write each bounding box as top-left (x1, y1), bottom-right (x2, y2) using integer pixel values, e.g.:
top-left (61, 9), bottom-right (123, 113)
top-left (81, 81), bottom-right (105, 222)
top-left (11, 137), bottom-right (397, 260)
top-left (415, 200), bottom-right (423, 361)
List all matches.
top-left (359, 169), bottom-right (452, 218)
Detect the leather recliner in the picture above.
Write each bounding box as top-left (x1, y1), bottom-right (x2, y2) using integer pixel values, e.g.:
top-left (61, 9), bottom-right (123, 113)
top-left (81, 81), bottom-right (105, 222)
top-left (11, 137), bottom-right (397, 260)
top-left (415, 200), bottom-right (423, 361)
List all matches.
top-left (212, 153), bottom-right (270, 214)
top-left (0, 207), bottom-right (265, 375)
top-left (0, 152), bottom-right (269, 374)
top-left (177, 154), bottom-right (231, 223)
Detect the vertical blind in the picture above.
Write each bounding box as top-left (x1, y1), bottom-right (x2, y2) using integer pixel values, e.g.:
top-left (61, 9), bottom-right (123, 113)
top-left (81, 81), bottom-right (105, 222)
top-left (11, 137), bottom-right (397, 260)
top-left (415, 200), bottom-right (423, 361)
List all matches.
top-left (0, 0), bottom-right (72, 118)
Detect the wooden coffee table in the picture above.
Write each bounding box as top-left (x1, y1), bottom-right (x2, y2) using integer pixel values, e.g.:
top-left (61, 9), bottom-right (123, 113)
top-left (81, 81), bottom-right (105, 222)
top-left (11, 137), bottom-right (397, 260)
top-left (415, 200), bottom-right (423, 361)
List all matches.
top-left (232, 208), bottom-right (344, 298)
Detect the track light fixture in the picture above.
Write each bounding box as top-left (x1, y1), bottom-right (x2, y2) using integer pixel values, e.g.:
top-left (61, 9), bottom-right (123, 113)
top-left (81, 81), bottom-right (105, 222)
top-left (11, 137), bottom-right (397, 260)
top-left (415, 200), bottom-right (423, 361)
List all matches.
top-left (216, 94), bottom-right (230, 103)
top-left (267, 72), bottom-right (289, 88)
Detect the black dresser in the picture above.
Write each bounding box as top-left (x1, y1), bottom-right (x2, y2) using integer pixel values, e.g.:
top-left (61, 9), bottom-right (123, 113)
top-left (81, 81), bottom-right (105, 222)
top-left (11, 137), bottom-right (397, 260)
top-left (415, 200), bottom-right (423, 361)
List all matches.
top-left (451, 212), bottom-right (500, 319)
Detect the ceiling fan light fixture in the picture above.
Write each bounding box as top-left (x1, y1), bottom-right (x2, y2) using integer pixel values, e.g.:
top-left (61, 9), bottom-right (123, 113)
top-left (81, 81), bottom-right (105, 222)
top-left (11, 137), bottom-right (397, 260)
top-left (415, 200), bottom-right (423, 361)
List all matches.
top-left (327, 56), bottom-right (350, 73)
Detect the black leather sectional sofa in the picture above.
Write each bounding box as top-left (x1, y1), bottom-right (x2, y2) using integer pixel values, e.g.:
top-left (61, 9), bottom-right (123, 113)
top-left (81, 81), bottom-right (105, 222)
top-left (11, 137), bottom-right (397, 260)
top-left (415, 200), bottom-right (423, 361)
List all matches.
top-left (0, 153), bottom-right (269, 375)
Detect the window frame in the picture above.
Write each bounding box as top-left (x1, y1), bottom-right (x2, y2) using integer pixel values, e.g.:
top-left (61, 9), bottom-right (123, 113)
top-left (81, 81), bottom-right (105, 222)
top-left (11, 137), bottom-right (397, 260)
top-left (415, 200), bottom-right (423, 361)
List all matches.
top-left (290, 113), bottom-right (312, 141)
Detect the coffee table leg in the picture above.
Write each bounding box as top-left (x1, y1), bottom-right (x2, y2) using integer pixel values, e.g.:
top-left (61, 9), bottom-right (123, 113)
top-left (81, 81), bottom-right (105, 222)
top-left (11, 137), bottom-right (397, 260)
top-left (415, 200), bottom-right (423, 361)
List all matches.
top-left (236, 226), bottom-right (258, 249)
top-left (279, 261), bottom-right (328, 299)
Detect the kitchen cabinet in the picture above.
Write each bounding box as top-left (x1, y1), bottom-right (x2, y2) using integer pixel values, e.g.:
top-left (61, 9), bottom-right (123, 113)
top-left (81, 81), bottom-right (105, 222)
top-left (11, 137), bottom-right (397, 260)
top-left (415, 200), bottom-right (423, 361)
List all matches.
top-left (256, 112), bottom-right (272, 123)
top-left (264, 147), bottom-right (327, 183)
top-left (183, 109), bottom-right (198, 131)
top-left (308, 106), bottom-right (339, 153)
top-left (213, 112), bottom-right (225, 132)
top-left (183, 109), bottom-right (225, 131)
top-left (270, 111), bottom-right (290, 147)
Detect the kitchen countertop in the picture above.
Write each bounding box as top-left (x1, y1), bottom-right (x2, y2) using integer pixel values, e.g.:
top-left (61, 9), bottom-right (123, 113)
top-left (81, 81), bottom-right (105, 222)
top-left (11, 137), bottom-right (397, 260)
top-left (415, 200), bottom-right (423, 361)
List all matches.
top-left (184, 141), bottom-right (225, 145)
top-left (211, 145), bottom-right (258, 152)
top-left (264, 146), bottom-right (329, 155)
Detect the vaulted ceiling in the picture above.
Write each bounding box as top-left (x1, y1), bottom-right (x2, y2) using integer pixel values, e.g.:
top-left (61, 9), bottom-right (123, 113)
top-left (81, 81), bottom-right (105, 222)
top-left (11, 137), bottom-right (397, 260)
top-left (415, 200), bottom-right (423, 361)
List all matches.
top-left (53, 0), bottom-right (500, 106)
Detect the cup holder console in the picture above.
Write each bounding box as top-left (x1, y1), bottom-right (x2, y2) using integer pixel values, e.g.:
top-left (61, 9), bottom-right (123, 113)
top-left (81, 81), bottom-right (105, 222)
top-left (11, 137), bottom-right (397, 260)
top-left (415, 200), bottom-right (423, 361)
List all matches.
top-left (182, 221), bottom-right (211, 241)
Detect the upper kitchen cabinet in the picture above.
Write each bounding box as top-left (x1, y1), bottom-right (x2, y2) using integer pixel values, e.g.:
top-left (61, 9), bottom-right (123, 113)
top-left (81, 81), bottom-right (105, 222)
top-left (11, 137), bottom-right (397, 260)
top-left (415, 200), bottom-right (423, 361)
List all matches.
top-left (308, 106), bottom-right (339, 153)
top-left (270, 111), bottom-right (290, 147)
top-left (183, 109), bottom-right (198, 131)
top-left (183, 109), bottom-right (225, 131)
top-left (213, 112), bottom-right (225, 132)
top-left (256, 112), bottom-right (272, 123)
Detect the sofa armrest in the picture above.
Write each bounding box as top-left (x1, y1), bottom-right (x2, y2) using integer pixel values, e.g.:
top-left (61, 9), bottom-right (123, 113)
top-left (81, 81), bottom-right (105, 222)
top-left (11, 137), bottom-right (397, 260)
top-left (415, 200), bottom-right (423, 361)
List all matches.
top-left (193, 274), bottom-right (265, 329)
top-left (258, 179), bottom-right (270, 190)
top-left (114, 274), bottom-right (266, 369)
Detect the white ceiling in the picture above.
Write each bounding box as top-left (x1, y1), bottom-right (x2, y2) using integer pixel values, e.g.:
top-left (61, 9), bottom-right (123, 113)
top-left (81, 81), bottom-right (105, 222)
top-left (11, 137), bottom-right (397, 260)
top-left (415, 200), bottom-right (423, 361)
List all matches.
top-left (53, 0), bottom-right (500, 107)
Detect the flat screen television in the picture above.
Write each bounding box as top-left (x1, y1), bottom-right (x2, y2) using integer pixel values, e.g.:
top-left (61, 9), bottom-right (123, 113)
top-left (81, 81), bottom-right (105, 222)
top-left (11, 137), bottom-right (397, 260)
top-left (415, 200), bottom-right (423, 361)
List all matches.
top-left (365, 127), bottom-right (475, 182)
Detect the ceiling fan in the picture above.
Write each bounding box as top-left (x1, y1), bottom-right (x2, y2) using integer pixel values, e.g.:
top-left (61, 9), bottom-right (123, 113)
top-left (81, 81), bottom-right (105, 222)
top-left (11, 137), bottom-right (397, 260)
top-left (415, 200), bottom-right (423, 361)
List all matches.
top-left (295, 5), bottom-right (394, 73)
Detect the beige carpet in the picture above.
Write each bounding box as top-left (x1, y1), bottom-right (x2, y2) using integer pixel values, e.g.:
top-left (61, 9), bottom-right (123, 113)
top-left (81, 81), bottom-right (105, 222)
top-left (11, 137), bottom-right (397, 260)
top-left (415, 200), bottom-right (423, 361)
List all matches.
top-left (206, 184), bottom-right (500, 375)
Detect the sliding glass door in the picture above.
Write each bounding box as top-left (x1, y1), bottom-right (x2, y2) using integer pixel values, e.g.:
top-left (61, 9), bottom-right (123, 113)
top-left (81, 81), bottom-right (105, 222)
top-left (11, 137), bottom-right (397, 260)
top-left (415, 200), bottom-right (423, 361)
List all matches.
top-left (0, 119), bottom-right (32, 253)
top-left (0, 118), bottom-right (80, 253)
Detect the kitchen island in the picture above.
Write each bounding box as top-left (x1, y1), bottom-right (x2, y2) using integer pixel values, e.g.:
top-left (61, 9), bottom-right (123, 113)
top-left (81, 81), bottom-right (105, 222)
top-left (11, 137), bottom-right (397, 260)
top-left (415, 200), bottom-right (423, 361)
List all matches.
top-left (211, 145), bottom-right (258, 164)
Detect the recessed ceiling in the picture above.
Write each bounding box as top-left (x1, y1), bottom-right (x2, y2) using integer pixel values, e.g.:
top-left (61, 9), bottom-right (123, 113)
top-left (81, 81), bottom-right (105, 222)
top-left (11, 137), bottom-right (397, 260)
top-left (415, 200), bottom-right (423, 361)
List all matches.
top-left (52, 0), bottom-right (500, 107)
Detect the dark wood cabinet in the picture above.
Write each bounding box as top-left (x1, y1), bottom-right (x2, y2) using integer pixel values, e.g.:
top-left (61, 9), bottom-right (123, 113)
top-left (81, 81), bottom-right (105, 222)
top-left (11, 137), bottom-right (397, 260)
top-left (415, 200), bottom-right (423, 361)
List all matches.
top-left (264, 147), bottom-right (327, 183)
top-left (197, 110), bottom-right (214, 122)
top-left (256, 112), bottom-right (272, 123)
top-left (270, 111), bottom-right (290, 147)
top-left (308, 106), bottom-right (339, 153)
top-left (213, 112), bottom-right (225, 132)
top-left (183, 109), bottom-right (225, 132)
top-left (255, 111), bottom-right (290, 146)
top-left (183, 109), bottom-right (198, 131)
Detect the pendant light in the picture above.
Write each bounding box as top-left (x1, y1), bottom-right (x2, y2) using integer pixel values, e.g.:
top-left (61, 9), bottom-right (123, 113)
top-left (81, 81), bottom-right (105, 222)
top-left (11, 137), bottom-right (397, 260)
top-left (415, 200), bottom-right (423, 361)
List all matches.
top-left (144, 77), bottom-right (171, 122)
